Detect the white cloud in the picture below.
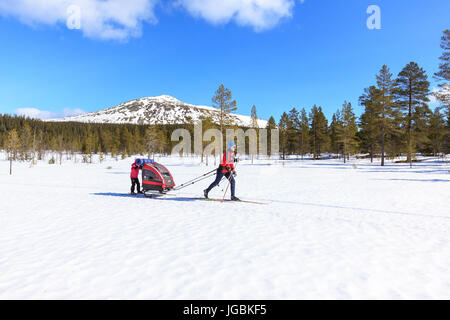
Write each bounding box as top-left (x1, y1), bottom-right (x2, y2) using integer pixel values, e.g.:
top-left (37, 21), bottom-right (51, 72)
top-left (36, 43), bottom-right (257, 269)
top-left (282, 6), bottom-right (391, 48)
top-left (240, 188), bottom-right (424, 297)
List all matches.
top-left (0, 0), bottom-right (300, 40)
top-left (176, 0), bottom-right (296, 31)
top-left (15, 107), bottom-right (86, 120)
top-left (0, 0), bottom-right (158, 40)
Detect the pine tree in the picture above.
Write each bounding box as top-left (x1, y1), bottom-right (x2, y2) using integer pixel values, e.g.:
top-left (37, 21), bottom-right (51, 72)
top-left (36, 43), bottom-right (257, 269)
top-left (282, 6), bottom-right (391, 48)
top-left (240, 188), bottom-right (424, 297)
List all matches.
top-left (435, 30), bottom-right (450, 82)
top-left (413, 104), bottom-right (433, 155)
top-left (83, 132), bottom-right (95, 163)
top-left (57, 135), bottom-right (64, 165)
top-left (278, 112), bottom-right (290, 160)
top-left (212, 84), bottom-right (237, 138)
top-left (359, 86), bottom-right (380, 163)
top-left (100, 129), bottom-right (112, 154)
top-left (386, 110), bottom-right (405, 160)
top-left (266, 116), bottom-right (277, 158)
top-left (434, 29), bottom-right (450, 154)
top-left (375, 65), bottom-right (398, 166)
top-left (120, 128), bottom-right (133, 156)
top-left (395, 62), bottom-right (431, 167)
top-left (309, 105), bottom-right (329, 160)
top-left (428, 107), bottom-right (446, 156)
top-left (329, 110), bottom-right (342, 158)
top-left (6, 129), bottom-right (20, 175)
top-left (111, 127), bottom-right (121, 158)
top-left (146, 126), bottom-right (160, 160)
top-left (37, 129), bottom-right (45, 161)
top-left (30, 127), bottom-right (37, 165)
top-left (299, 108), bottom-right (310, 159)
top-left (157, 128), bottom-right (168, 155)
top-left (337, 101), bottom-right (358, 163)
top-left (434, 30), bottom-right (450, 116)
top-left (19, 123), bottom-right (33, 161)
top-left (287, 108), bottom-right (300, 157)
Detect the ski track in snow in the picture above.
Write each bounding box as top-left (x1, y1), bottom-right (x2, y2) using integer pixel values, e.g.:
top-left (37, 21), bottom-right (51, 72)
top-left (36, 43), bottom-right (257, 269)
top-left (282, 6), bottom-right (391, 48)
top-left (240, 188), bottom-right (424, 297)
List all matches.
top-left (0, 156), bottom-right (449, 299)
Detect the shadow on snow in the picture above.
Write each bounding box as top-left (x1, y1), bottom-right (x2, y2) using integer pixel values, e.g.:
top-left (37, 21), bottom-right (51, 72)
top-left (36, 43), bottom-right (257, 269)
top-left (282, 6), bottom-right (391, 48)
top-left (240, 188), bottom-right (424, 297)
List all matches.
top-left (91, 192), bottom-right (199, 202)
top-left (373, 178), bottom-right (449, 183)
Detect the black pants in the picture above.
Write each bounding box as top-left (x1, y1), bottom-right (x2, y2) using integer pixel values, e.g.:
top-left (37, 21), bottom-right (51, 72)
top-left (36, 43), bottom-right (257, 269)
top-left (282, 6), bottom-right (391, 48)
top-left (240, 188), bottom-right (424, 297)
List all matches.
top-left (131, 178), bottom-right (141, 193)
top-left (206, 170), bottom-right (235, 197)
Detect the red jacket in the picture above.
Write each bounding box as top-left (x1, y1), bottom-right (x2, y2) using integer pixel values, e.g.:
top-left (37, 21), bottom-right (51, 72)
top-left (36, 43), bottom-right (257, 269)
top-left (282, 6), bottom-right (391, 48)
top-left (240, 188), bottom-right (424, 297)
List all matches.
top-left (220, 149), bottom-right (235, 173)
top-left (130, 163), bottom-right (140, 179)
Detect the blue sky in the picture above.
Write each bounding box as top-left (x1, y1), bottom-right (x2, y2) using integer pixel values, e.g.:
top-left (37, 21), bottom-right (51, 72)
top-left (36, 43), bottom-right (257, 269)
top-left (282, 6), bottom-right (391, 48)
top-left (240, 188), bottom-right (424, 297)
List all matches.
top-left (0, 0), bottom-right (448, 122)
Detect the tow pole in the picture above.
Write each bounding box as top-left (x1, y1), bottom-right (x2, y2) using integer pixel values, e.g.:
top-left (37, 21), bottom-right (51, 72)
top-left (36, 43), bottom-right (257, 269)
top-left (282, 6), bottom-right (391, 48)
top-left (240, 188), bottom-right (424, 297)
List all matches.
top-left (172, 168), bottom-right (217, 191)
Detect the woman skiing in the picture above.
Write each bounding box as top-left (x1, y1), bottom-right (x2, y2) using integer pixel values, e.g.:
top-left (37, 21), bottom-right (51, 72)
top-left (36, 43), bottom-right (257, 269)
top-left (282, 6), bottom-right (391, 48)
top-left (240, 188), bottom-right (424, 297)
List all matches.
top-left (130, 159), bottom-right (143, 195)
top-left (204, 142), bottom-right (240, 201)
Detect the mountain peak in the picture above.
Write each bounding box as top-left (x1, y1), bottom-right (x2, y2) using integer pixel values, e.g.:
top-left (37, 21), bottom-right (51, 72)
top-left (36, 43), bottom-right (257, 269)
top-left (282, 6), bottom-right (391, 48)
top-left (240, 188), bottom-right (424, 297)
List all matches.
top-left (146, 95), bottom-right (182, 103)
top-left (49, 96), bottom-right (267, 128)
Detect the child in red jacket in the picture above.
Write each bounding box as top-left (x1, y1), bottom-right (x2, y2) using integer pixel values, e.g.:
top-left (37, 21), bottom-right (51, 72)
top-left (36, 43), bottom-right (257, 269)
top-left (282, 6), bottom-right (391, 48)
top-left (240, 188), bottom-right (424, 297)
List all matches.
top-left (130, 160), bottom-right (143, 195)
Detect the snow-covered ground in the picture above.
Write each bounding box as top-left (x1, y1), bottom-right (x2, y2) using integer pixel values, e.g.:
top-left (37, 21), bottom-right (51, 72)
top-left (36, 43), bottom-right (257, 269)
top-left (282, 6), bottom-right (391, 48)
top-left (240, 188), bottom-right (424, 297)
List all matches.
top-left (0, 155), bottom-right (449, 299)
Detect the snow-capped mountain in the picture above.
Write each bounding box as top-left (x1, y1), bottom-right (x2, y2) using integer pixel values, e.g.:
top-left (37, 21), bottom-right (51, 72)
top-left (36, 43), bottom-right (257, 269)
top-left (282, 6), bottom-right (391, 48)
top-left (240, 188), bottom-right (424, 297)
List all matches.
top-left (50, 95), bottom-right (267, 128)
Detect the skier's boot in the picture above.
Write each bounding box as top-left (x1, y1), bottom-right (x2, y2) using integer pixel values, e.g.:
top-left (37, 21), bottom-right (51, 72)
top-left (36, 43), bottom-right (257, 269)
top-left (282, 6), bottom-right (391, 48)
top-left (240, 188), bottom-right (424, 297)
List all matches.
top-left (130, 192), bottom-right (137, 195)
top-left (203, 189), bottom-right (209, 199)
top-left (231, 195), bottom-right (240, 201)
top-left (137, 191), bottom-right (143, 194)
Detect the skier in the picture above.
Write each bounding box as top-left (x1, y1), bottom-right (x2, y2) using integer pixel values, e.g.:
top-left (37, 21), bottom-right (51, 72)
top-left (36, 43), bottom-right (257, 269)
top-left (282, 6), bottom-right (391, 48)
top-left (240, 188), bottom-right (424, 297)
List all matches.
top-left (204, 142), bottom-right (240, 201)
top-left (130, 159), bottom-right (143, 195)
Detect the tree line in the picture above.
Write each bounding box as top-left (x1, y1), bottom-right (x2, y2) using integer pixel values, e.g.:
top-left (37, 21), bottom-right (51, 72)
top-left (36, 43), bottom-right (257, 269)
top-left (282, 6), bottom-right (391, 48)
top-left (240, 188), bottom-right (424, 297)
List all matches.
top-left (272, 30), bottom-right (449, 166)
top-left (0, 115), bottom-right (193, 163)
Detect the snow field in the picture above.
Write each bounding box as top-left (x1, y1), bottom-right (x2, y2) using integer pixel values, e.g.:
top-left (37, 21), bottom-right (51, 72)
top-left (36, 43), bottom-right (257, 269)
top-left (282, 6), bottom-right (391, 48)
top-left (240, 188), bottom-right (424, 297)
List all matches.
top-left (0, 155), bottom-right (449, 299)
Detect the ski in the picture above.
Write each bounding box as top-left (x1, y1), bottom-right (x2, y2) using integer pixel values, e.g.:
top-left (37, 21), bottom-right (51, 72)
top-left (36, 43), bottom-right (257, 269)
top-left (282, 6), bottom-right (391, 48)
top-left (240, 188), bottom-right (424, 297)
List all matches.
top-left (198, 197), bottom-right (269, 205)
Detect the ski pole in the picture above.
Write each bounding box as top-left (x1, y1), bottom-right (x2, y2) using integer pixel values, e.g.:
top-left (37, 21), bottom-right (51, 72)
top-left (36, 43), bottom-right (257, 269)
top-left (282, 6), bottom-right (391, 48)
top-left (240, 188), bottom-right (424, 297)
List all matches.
top-left (178, 168), bottom-right (216, 186)
top-left (222, 156), bottom-right (239, 200)
top-left (222, 173), bottom-right (233, 201)
top-left (222, 163), bottom-right (238, 200)
top-left (174, 173), bottom-right (215, 191)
